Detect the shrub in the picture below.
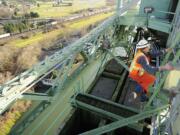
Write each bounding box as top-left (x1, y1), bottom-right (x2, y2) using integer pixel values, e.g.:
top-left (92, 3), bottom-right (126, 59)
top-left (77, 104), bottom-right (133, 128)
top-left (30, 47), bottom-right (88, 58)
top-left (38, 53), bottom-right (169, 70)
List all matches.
top-left (24, 13), bottom-right (31, 18)
top-left (30, 12), bottom-right (39, 18)
top-left (25, 12), bottom-right (39, 19)
top-left (4, 21), bottom-right (29, 33)
top-left (0, 100), bottom-right (32, 135)
top-left (15, 45), bottom-right (41, 73)
top-left (4, 23), bottom-right (16, 33)
top-left (37, 3), bottom-right (40, 7)
top-left (0, 46), bottom-right (18, 72)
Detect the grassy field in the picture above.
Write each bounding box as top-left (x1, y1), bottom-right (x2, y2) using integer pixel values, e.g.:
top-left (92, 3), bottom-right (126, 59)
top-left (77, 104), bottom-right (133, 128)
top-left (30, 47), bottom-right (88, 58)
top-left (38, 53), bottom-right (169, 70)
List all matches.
top-left (9, 12), bottom-right (114, 47)
top-left (10, 30), bottom-right (63, 47)
top-left (67, 13), bottom-right (112, 29)
top-left (30, 0), bottom-right (107, 18)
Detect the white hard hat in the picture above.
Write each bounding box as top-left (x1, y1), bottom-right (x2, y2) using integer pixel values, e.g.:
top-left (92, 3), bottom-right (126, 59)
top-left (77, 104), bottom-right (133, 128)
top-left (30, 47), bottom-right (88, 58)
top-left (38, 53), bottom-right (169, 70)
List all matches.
top-left (136, 39), bottom-right (150, 49)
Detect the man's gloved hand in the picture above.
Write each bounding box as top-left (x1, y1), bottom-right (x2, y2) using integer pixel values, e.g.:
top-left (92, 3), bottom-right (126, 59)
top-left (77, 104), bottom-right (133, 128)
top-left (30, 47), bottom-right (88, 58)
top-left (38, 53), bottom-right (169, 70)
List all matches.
top-left (159, 63), bottom-right (174, 71)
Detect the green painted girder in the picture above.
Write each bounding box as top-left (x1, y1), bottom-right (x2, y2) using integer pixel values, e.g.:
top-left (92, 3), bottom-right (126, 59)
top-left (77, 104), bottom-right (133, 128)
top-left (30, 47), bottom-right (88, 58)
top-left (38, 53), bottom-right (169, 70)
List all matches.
top-left (117, 15), bottom-right (172, 33)
top-left (116, 0), bottom-right (121, 12)
top-left (139, 0), bottom-right (172, 19)
top-left (167, 1), bottom-right (180, 47)
top-left (17, 53), bottom-right (111, 135)
top-left (74, 100), bottom-right (144, 132)
top-left (80, 104), bottom-right (169, 135)
top-left (118, 15), bottom-right (147, 26)
top-left (10, 101), bottom-right (50, 135)
top-left (148, 18), bottom-right (172, 33)
top-left (74, 93), bottom-right (140, 114)
top-left (72, 93), bottom-right (144, 132)
top-left (102, 71), bottom-right (121, 80)
top-left (22, 92), bottom-right (51, 101)
top-left (111, 70), bottom-right (128, 102)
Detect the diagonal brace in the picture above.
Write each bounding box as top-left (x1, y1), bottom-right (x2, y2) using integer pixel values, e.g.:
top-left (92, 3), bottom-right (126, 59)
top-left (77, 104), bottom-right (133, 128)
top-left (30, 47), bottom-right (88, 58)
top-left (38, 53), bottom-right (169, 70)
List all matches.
top-left (73, 100), bottom-right (144, 132)
top-left (80, 104), bottom-right (169, 135)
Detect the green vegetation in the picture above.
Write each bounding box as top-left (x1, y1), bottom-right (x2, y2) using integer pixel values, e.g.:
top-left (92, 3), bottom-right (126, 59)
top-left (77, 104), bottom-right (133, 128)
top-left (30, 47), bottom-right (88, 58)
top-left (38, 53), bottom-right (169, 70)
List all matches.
top-left (1, 0), bottom-right (107, 18)
top-left (0, 100), bottom-right (31, 135)
top-left (27, 0), bottom-right (36, 3)
top-left (4, 21), bottom-right (30, 33)
top-left (67, 13), bottom-right (114, 29)
top-left (0, 44), bottom-right (42, 76)
top-left (0, 0), bottom-right (109, 19)
top-left (24, 11), bottom-right (39, 18)
top-left (30, 0), bottom-right (106, 18)
top-left (9, 12), bottom-right (113, 47)
top-left (4, 23), bottom-right (16, 33)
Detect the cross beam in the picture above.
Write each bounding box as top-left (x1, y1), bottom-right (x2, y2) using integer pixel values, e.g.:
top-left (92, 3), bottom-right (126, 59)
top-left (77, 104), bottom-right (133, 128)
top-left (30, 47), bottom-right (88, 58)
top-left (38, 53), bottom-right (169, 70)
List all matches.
top-left (80, 104), bottom-right (169, 135)
top-left (73, 100), bottom-right (144, 132)
top-left (72, 93), bottom-right (144, 132)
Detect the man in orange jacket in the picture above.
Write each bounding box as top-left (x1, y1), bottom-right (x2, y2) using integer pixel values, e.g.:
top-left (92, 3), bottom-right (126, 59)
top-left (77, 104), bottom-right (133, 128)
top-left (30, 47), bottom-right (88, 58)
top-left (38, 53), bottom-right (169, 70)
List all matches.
top-left (129, 39), bottom-right (174, 102)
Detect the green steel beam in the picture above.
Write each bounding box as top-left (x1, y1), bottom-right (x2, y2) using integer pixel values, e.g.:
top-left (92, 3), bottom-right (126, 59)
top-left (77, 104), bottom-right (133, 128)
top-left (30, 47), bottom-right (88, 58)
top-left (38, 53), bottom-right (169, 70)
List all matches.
top-left (111, 70), bottom-right (128, 102)
top-left (102, 71), bottom-right (121, 80)
top-left (22, 93), bottom-right (51, 101)
top-left (116, 0), bottom-right (120, 12)
top-left (73, 99), bottom-right (144, 132)
top-left (118, 15), bottom-right (147, 26)
top-left (166, 1), bottom-right (180, 47)
top-left (116, 0), bottom-right (123, 13)
top-left (72, 93), bottom-right (143, 132)
top-left (97, 70), bottom-right (128, 135)
top-left (105, 49), bottom-right (129, 71)
top-left (11, 101), bottom-right (50, 135)
top-left (20, 53), bottom-right (111, 135)
top-left (117, 16), bottom-right (172, 33)
top-left (145, 50), bottom-right (180, 108)
top-left (73, 100), bottom-right (124, 120)
top-left (77, 93), bottom-right (139, 113)
top-left (148, 18), bottom-right (172, 33)
top-left (80, 104), bottom-right (169, 135)
top-left (157, 93), bottom-right (169, 104)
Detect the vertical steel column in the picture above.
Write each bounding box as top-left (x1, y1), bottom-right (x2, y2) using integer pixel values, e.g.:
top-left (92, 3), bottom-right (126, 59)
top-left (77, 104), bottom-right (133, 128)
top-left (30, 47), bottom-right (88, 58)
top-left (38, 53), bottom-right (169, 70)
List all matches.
top-left (120, 0), bottom-right (123, 8)
top-left (117, 0), bottom-right (123, 13)
top-left (116, 0), bottom-right (120, 12)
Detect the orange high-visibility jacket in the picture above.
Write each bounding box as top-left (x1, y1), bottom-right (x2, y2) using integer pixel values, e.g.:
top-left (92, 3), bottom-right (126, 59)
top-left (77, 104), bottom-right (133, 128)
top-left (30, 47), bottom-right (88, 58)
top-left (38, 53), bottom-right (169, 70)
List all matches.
top-left (129, 51), bottom-right (156, 93)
